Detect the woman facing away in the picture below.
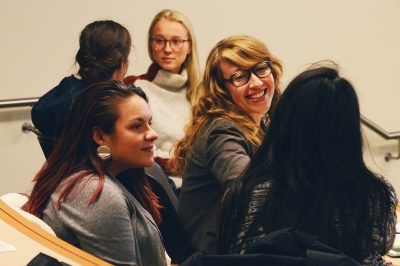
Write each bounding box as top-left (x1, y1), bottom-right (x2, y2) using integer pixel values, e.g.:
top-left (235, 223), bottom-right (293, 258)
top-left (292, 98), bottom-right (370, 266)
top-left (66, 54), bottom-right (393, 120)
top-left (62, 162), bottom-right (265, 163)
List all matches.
top-left (32, 20), bottom-right (131, 139)
top-left (169, 35), bottom-right (283, 252)
top-left (218, 63), bottom-right (397, 265)
top-left (124, 9), bottom-right (201, 168)
top-left (24, 81), bottom-right (167, 266)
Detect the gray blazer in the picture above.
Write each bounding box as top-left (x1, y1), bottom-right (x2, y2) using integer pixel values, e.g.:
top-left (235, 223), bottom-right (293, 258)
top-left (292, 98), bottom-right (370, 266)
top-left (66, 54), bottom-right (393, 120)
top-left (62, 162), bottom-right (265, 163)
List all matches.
top-left (178, 119), bottom-right (257, 252)
top-left (43, 172), bottom-right (167, 266)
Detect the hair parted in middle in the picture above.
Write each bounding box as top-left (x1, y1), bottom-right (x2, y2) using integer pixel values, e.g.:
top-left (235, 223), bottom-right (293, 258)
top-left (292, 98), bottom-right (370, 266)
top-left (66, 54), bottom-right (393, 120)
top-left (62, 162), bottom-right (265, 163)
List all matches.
top-left (147, 9), bottom-right (201, 104)
top-left (169, 35), bottom-right (283, 176)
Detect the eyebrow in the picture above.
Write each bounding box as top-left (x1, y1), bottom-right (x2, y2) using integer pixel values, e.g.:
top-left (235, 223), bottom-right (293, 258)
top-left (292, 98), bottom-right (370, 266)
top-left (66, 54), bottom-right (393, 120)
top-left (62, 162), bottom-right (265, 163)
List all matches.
top-left (153, 34), bottom-right (187, 39)
top-left (128, 116), bottom-right (152, 123)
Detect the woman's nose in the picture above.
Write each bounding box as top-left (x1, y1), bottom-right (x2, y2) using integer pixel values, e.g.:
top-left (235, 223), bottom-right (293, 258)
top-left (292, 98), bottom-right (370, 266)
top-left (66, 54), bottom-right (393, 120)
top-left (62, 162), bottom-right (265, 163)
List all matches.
top-left (248, 72), bottom-right (263, 88)
top-left (163, 41), bottom-right (172, 52)
top-left (145, 126), bottom-right (158, 141)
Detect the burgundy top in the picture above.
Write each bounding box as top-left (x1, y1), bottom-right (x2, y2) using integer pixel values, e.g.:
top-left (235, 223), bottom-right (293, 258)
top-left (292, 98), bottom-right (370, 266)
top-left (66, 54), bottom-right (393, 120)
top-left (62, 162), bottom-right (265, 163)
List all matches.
top-left (124, 63), bottom-right (161, 84)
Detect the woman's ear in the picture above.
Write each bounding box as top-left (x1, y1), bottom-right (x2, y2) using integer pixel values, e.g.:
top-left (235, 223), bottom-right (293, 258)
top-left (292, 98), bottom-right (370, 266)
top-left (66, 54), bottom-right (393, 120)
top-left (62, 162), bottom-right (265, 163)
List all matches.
top-left (112, 59), bottom-right (129, 81)
top-left (121, 59), bottom-right (129, 76)
top-left (92, 127), bottom-right (108, 146)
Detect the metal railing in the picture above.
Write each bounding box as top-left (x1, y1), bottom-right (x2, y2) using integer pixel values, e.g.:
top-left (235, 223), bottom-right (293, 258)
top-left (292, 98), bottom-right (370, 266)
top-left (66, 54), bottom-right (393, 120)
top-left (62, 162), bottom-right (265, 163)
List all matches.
top-left (361, 115), bottom-right (400, 161)
top-left (0, 97), bottom-right (38, 109)
top-left (21, 121), bottom-right (40, 135)
top-left (1, 97), bottom-right (399, 161)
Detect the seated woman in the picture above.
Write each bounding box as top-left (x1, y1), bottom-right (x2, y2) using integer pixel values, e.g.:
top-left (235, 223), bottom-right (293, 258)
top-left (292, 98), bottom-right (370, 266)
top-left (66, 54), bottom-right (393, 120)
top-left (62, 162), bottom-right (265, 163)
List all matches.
top-left (169, 35), bottom-right (283, 252)
top-left (124, 9), bottom-right (201, 172)
top-left (218, 63), bottom-right (397, 265)
top-left (30, 20), bottom-right (192, 264)
top-left (24, 81), bottom-right (167, 266)
top-left (32, 20), bottom-right (131, 139)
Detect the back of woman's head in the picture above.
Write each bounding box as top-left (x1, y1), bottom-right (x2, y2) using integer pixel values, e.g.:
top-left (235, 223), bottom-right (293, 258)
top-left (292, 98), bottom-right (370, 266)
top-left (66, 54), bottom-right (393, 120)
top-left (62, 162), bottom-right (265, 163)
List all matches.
top-left (147, 9), bottom-right (201, 103)
top-left (266, 62), bottom-right (363, 184)
top-left (241, 62), bottom-right (395, 261)
top-left (76, 20), bottom-right (131, 83)
top-left (24, 81), bottom-right (147, 217)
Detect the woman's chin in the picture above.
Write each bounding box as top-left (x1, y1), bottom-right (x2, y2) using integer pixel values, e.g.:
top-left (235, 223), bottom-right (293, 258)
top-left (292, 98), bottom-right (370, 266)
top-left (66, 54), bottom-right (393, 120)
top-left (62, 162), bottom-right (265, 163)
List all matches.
top-left (143, 159), bottom-right (155, 168)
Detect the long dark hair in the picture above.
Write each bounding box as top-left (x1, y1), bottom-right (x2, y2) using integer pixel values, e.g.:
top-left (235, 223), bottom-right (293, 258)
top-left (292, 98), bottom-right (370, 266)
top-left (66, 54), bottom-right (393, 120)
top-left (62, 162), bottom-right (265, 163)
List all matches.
top-left (218, 63), bottom-right (396, 262)
top-left (76, 20), bottom-right (131, 82)
top-left (24, 81), bottom-right (162, 224)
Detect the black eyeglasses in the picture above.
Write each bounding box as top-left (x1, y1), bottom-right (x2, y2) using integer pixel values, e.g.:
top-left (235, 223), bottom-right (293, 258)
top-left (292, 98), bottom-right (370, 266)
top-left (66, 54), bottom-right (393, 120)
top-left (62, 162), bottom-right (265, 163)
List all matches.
top-left (223, 61), bottom-right (273, 87)
top-left (151, 37), bottom-right (191, 51)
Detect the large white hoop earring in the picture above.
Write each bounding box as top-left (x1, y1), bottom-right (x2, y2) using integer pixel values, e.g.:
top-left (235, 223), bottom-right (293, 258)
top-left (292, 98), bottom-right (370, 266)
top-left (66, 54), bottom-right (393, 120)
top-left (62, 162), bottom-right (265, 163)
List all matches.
top-left (97, 145), bottom-right (111, 161)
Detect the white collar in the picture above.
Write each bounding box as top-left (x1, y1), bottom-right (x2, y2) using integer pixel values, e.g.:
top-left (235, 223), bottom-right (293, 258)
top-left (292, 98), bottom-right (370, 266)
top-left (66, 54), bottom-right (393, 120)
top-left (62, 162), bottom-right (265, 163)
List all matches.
top-left (153, 68), bottom-right (188, 91)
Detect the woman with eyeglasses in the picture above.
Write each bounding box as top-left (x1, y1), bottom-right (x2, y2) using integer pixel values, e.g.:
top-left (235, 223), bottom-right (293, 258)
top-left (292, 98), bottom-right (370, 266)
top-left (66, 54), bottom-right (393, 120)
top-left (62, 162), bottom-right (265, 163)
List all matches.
top-left (168, 35), bottom-right (283, 252)
top-left (124, 9), bottom-right (201, 172)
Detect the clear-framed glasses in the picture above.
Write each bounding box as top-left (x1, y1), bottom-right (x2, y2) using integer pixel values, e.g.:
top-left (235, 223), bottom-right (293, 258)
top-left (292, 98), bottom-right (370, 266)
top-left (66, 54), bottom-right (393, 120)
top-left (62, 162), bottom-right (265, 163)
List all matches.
top-left (151, 37), bottom-right (191, 51)
top-left (223, 61), bottom-right (273, 87)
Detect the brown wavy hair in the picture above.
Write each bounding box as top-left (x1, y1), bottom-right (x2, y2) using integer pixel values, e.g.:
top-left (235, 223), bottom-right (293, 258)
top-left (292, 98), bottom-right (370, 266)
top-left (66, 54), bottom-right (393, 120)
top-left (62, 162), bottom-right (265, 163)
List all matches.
top-left (169, 35), bottom-right (283, 176)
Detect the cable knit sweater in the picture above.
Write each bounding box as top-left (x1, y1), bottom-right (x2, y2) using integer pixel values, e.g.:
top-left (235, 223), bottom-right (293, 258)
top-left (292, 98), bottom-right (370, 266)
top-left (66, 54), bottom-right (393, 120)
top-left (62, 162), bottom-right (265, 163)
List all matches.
top-left (134, 69), bottom-right (191, 159)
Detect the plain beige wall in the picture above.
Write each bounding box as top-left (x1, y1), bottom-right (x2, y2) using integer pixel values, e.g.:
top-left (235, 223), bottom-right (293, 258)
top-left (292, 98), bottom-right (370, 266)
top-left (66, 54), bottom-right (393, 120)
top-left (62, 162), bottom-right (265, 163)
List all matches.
top-left (0, 0), bottom-right (399, 195)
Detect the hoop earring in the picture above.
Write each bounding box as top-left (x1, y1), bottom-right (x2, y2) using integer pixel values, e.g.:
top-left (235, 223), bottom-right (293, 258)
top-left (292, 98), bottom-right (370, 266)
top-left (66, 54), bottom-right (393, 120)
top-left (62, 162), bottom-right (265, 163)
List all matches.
top-left (97, 145), bottom-right (111, 161)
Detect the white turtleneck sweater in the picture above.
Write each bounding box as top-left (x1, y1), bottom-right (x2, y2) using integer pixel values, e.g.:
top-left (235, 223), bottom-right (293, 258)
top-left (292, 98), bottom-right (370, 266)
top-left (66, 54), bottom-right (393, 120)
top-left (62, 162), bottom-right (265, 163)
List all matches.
top-left (135, 69), bottom-right (191, 159)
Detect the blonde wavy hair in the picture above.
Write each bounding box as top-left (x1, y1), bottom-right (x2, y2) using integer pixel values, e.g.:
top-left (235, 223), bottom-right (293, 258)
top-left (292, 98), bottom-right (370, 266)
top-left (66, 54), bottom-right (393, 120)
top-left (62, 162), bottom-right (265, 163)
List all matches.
top-left (169, 35), bottom-right (283, 176)
top-left (147, 9), bottom-right (201, 105)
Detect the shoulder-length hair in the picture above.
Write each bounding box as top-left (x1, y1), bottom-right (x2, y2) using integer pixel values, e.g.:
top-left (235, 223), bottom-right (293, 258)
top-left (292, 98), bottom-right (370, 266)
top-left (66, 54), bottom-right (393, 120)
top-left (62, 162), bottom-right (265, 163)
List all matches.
top-left (147, 9), bottom-right (201, 104)
top-left (169, 35), bottom-right (283, 176)
top-left (218, 62), bottom-right (396, 262)
top-left (24, 81), bottom-right (162, 224)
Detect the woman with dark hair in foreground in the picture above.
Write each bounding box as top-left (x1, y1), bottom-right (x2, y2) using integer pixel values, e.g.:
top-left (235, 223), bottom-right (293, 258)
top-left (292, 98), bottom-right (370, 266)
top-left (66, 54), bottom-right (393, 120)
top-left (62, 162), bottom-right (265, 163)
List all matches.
top-left (25, 81), bottom-right (167, 265)
top-left (218, 63), bottom-right (397, 265)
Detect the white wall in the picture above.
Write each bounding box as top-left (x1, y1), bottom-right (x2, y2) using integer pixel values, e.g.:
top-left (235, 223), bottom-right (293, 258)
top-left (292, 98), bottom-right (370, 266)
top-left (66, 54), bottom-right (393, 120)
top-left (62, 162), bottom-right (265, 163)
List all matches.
top-left (0, 109), bottom-right (44, 195)
top-left (0, 0), bottom-right (399, 195)
top-left (363, 127), bottom-right (400, 193)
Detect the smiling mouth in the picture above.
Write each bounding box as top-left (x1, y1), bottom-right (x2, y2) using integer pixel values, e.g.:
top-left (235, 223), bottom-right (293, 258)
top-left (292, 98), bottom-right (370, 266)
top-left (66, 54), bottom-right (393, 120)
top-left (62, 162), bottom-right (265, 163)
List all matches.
top-left (246, 89), bottom-right (266, 100)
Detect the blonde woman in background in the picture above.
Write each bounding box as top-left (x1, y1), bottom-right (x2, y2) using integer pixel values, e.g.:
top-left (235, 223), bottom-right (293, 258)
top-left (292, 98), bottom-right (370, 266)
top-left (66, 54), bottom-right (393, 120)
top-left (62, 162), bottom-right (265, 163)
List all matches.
top-left (125, 9), bottom-right (201, 171)
top-left (125, 9), bottom-right (200, 263)
top-left (169, 35), bottom-right (283, 252)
